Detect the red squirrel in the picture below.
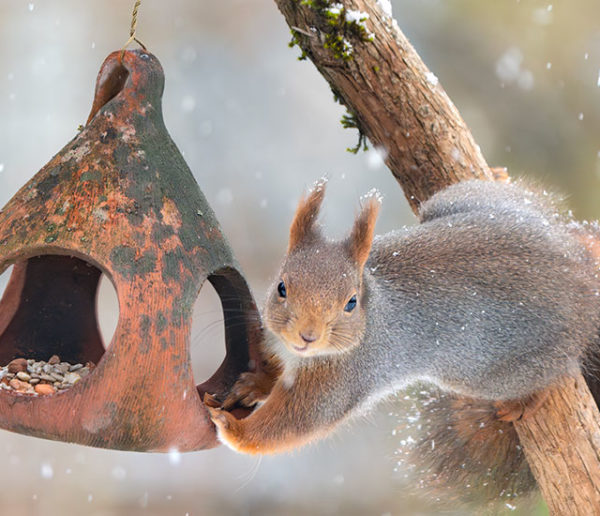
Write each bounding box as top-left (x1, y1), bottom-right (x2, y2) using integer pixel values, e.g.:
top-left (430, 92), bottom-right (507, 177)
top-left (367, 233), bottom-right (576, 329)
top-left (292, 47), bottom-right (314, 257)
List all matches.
top-left (205, 178), bottom-right (600, 468)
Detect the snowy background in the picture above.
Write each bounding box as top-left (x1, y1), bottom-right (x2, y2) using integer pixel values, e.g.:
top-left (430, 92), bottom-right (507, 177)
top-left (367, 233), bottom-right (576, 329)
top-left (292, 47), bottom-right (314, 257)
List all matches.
top-left (0, 0), bottom-right (599, 514)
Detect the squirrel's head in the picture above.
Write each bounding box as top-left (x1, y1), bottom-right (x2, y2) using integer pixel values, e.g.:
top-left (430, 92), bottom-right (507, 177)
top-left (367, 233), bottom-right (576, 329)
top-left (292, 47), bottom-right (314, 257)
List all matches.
top-left (265, 179), bottom-right (381, 358)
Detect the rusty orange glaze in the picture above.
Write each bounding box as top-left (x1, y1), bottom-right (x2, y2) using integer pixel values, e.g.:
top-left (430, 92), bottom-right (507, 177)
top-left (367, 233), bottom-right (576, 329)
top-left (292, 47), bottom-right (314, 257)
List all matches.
top-left (0, 50), bottom-right (263, 451)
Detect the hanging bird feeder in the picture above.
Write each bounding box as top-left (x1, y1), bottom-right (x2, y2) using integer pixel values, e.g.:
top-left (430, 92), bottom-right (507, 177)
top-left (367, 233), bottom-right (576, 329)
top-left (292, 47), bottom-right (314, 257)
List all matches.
top-left (0, 49), bottom-right (262, 451)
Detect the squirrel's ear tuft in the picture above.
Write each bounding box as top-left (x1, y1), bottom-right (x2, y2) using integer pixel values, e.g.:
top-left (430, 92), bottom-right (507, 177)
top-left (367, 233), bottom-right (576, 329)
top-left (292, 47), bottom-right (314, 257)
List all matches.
top-left (347, 192), bottom-right (381, 269)
top-left (288, 179), bottom-right (327, 252)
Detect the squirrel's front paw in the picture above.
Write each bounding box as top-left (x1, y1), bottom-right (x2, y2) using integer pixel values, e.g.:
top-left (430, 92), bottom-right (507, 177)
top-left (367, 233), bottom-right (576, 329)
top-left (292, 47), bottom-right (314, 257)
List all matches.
top-left (206, 405), bottom-right (260, 454)
top-left (222, 371), bottom-right (273, 410)
top-left (207, 405), bottom-right (236, 432)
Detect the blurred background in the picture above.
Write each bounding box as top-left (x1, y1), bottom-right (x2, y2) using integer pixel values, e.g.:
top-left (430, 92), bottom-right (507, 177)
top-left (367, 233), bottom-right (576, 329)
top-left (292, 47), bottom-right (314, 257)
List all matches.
top-left (0, 0), bottom-right (599, 514)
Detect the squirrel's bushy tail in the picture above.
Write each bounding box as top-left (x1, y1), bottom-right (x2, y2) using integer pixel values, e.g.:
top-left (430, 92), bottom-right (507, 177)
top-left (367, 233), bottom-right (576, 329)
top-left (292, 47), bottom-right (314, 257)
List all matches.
top-left (408, 390), bottom-right (536, 506)
top-left (406, 221), bottom-right (600, 507)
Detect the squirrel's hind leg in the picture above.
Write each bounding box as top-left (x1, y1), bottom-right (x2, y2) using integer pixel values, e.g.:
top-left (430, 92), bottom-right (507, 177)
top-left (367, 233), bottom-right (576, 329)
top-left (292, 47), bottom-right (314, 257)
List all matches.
top-left (494, 391), bottom-right (549, 422)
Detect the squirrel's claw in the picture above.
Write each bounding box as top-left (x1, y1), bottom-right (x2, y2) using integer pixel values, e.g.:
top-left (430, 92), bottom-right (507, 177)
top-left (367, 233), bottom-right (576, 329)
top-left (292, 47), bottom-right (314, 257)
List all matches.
top-left (204, 392), bottom-right (239, 435)
top-left (206, 405), bottom-right (255, 453)
top-left (203, 392), bottom-right (222, 408)
top-left (207, 405), bottom-right (234, 431)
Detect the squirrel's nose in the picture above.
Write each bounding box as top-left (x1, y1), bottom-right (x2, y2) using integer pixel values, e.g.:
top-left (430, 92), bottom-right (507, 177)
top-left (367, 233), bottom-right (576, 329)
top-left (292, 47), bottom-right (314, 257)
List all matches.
top-left (300, 331), bottom-right (318, 344)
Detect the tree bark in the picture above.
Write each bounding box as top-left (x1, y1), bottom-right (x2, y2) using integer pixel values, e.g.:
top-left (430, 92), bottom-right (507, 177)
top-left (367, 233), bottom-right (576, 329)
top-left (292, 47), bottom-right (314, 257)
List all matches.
top-left (273, 0), bottom-right (600, 513)
top-left (514, 376), bottom-right (600, 514)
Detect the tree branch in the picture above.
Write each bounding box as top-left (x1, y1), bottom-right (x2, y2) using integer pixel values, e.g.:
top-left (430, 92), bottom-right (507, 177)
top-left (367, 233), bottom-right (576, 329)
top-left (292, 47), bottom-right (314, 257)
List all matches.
top-left (275, 0), bottom-right (493, 211)
top-left (514, 376), bottom-right (600, 513)
top-left (274, 0), bottom-right (600, 512)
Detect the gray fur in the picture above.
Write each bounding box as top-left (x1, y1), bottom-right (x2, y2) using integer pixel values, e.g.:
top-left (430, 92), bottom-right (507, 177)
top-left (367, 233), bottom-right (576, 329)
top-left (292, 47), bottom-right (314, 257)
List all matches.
top-left (291, 180), bottom-right (600, 419)
top-left (247, 179), bottom-right (600, 464)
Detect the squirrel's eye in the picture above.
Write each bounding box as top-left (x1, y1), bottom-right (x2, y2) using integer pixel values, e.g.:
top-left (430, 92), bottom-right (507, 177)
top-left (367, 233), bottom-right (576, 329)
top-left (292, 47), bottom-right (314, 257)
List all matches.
top-left (277, 281), bottom-right (287, 298)
top-left (344, 295), bottom-right (357, 312)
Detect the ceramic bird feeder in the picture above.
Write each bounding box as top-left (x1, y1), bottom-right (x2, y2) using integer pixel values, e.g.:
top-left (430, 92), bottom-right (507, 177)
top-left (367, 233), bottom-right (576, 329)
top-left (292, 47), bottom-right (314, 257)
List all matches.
top-left (0, 50), bottom-right (262, 451)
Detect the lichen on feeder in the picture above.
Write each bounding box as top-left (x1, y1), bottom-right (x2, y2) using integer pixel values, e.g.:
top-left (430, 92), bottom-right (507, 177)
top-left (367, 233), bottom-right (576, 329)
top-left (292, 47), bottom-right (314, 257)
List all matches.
top-left (0, 50), bottom-right (262, 452)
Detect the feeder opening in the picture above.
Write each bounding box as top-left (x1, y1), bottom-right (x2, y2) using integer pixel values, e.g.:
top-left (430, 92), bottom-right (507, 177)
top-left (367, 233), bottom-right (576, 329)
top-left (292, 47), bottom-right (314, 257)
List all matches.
top-left (196, 267), bottom-right (262, 403)
top-left (86, 61), bottom-right (129, 124)
top-left (191, 281), bottom-right (226, 387)
top-left (0, 255), bottom-right (112, 369)
top-left (97, 273), bottom-right (119, 350)
top-left (0, 265), bottom-right (13, 303)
